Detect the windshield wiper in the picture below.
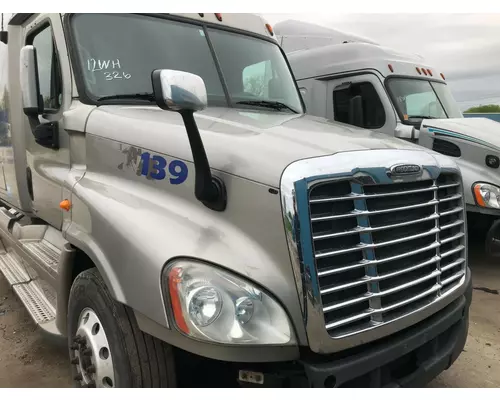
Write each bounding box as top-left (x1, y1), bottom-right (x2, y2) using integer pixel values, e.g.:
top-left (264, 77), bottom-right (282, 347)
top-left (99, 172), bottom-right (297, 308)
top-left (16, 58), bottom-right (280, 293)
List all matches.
top-left (236, 100), bottom-right (298, 113)
top-left (407, 115), bottom-right (437, 119)
top-left (97, 93), bottom-right (156, 102)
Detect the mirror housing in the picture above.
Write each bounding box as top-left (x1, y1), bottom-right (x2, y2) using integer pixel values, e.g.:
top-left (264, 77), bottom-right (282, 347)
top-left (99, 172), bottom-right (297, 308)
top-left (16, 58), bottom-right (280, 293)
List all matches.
top-left (151, 69), bottom-right (226, 212)
top-left (348, 95), bottom-right (364, 128)
top-left (20, 45), bottom-right (43, 117)
top-left (152, 69), bottom-right (207, 112)
top-left (395, 122), bottom-right (417, 142)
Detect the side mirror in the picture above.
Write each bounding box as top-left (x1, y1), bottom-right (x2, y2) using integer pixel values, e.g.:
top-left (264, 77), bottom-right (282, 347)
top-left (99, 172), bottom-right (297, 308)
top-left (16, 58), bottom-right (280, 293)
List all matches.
top-left (20, 45), bottom-right (43, 117)
top-left (348, 95), bottom-right (364, 128)
top-left (394, 123), bottom-right (417, 142)
top-left (152, 69), bottom-right (207, 112)
top-left (151, 69), bottom-right (226, 212)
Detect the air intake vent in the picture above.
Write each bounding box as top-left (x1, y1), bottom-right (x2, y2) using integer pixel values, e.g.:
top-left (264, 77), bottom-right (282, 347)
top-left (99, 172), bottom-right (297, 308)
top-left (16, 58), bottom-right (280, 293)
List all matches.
top-left (433, 139), bottom-right (461, 158)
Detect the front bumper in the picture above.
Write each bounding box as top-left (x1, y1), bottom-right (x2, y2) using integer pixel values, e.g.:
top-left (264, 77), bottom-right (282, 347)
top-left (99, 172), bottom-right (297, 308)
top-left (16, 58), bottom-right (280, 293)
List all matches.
top-left (237, 267), bottom-right (472, 388)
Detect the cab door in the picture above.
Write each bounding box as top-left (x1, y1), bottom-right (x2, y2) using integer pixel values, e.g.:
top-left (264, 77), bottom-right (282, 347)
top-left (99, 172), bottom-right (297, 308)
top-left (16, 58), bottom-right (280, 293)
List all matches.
top-left (21, 14), bottom-right (71, 229)
top-left (326, 73), bottom-right (397, 135)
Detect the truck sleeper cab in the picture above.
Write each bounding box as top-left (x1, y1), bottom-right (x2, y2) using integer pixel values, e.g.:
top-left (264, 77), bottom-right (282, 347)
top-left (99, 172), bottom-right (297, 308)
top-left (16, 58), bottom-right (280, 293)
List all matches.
top-left (0, 13), bottom-right (471, 387)
top-left (278, 35), bottom-right (500, 257)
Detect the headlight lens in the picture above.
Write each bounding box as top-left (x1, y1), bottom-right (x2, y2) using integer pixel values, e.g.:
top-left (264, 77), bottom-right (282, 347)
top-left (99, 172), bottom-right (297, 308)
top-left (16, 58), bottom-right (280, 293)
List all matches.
top-left (473, 183), bottom-right (500, 209)
top-left (166, 260), bottom-right (295, 345)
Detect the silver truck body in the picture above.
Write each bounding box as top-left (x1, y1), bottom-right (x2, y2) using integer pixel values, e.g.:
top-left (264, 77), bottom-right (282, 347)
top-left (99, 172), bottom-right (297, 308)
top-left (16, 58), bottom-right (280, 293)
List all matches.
top-left (278, 31), bottom-right (500, 251)
top-left (0, 13), bottom-right (471, 387)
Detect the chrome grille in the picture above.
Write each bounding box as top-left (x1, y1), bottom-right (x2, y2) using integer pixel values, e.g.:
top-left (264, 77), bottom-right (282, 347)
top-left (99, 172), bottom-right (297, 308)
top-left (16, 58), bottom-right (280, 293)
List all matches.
top-left (308, 173), bottom-right (466, 338)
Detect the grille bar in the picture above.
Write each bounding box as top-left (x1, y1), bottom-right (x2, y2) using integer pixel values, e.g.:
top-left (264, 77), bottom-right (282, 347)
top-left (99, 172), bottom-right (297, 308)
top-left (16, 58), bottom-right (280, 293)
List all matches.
top-left (313, 214), bottom-right (439, 240)
top-left (311, 199), bottom-right (439, 222)
top-left (310, 182), bottom-right (461, 203)
top-left (441, 271), bottom-right (466, 286)
top-left (325, 284), bottom-right (442, 331)
top-left (308, 172), bottom-right (466, 338)
top-left (315, 227), bottom-right (440, 259)
top-left (317, 242), bottom-right (441, 277)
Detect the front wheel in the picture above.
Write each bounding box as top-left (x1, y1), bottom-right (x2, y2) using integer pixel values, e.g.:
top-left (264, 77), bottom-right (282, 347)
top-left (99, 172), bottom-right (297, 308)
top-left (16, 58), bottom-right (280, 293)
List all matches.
top-left (67, 268), bottom-right (176, 388)
top-left (485, 219), bottom-right (500, 259)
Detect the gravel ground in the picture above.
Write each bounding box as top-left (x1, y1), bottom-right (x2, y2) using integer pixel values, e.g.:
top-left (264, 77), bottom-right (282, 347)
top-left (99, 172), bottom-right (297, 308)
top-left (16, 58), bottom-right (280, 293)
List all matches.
top-left (0, 247), bottom-right (498, 388)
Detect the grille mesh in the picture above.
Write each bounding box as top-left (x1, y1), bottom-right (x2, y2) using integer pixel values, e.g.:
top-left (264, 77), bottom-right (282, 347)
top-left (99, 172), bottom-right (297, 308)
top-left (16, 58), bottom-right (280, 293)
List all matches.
top-left (308, 173), bottom-right (466, 338)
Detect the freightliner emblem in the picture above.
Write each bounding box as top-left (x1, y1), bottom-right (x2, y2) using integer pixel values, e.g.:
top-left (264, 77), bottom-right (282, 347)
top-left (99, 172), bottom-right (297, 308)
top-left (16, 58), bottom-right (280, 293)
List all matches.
top-left (390, 164), bottom-right (422, 176)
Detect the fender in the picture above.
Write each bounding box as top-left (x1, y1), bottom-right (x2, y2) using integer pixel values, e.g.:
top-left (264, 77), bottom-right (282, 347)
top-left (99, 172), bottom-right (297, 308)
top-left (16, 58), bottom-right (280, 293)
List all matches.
top-left (63, 153), bottom-right (308, 345)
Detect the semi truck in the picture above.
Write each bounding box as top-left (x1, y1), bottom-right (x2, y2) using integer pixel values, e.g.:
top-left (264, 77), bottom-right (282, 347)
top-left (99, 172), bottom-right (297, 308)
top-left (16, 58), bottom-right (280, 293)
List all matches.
top-left (0, 13), bottom-right (471, 388)
top-left (277, 23), bottom-right (500, 258)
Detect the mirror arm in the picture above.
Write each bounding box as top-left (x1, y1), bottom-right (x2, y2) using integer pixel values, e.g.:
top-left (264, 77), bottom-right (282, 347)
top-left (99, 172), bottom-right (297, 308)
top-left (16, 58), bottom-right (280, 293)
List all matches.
top-left (179, 110), bottom-right (227, 212)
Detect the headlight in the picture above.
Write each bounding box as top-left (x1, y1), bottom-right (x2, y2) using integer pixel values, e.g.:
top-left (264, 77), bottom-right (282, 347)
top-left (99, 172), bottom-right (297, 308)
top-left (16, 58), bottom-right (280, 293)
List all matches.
top-left (165, 260), bottom-right (295, 345)
top-left (473, 183), bottom-right (500, 209)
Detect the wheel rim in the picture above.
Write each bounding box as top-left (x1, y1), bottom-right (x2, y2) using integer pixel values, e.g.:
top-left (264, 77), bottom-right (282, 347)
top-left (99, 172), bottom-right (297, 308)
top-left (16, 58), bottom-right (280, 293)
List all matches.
top-left (70, 308), bottom-right (115, 388)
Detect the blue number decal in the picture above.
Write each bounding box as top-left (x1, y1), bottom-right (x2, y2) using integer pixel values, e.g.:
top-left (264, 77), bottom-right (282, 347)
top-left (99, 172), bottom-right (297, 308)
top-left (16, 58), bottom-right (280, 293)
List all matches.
top-left (168, 160), bottom-right (188, 185)
top-left (151, 155), bottom-right (167, 180)
top-left (137, 151), bottom-right (188, 184)
top-left (140, 152), bottom-right (150, 176)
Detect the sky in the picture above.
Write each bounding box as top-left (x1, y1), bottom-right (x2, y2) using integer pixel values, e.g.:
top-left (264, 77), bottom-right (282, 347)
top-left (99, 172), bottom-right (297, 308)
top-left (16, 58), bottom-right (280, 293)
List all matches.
top-left (263, 13), bottom-right (500, 111)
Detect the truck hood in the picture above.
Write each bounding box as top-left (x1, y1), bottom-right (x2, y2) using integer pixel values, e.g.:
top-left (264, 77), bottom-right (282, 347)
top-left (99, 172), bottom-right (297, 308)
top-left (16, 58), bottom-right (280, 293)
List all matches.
top-left (421, 117), bottom-right (500, 151)
top-left (86, 106), bottom-right (425, 187)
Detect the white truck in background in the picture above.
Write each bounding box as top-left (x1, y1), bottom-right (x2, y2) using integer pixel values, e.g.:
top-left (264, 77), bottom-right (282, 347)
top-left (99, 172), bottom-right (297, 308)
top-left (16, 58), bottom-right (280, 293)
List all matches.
top-left (276, 21), bottom-right (500, 257)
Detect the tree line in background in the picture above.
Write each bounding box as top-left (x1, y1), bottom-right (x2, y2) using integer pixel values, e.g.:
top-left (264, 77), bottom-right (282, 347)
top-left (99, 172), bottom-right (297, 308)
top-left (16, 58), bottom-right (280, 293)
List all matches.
top-left (464, 104), bottom-right (500, 113)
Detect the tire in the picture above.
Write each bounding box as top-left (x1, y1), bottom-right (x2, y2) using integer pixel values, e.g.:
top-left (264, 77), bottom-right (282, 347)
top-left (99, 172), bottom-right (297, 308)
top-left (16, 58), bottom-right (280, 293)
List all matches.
top-left (67, 267), bottom-right (176, 388)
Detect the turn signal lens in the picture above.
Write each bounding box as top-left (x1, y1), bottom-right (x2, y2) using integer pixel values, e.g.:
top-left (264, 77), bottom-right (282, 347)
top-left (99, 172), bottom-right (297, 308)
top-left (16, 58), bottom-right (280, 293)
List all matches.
top-left (473, 183), bottom-right (500, 209)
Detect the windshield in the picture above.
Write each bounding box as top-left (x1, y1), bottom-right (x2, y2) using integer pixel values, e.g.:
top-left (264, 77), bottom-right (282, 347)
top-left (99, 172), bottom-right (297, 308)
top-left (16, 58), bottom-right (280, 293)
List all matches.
top-left (70, 14), bottom-right (303, 113)
top-left (386, 78), bottom-right (463, 123)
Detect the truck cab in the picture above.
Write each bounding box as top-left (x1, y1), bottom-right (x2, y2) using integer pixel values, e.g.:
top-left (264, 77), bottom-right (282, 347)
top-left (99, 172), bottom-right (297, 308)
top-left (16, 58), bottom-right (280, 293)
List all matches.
top-left (0, 13), bottom-right (471, 387)
top-left (279, 33), bottom-right (500, 257)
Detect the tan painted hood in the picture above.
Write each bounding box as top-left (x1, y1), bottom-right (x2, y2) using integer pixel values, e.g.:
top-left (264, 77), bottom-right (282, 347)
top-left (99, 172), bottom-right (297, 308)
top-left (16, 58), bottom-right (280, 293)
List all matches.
top-left (86, 105), bottom-right (426, 187)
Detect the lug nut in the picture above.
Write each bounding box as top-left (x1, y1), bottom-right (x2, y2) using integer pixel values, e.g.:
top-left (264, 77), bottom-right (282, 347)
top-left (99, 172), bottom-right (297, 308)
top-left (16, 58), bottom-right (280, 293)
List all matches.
top-left (86, 365), bottom-right (96, 374)
top-left (74, 336), bottom-right (86, 345)
top-left (74, 373), bottom-right (83, 381)
top-left (82, 349), bottom-right (92, 357)
top-left (70, 357), bottom-right (79, 365)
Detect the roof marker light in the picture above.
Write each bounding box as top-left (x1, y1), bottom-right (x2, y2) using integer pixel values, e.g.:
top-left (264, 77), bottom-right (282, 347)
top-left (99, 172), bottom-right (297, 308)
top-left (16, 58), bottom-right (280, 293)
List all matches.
top-left (422, 68), bottom-right (428, 76)
top-left (266, 23), bottom-right (274, 36)
top-left (440, 73), bottom-right (446, 80)
top-left (416, 67), bottom-right (422, 75)
top-left (388, 64), bottom-right (394, 72)
top-left (215, 13), bottom-right (222, 21)
top-left (427, 69), bottom-right (433, 76)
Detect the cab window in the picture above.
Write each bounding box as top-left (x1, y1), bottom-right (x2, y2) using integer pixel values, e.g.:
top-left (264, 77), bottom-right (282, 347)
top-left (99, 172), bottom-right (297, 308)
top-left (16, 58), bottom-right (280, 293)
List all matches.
top-left (242, 60), bottom-right (272, 98)
top-left (333, 81), bottom-right (385, 129)
top-left (27, 24), bottom-right (62, 111)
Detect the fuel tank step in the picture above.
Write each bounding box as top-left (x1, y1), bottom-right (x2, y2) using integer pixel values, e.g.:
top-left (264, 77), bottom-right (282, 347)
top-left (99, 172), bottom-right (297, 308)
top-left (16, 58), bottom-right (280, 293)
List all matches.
top-left (0, 251), bottom-right (30, 285)
top-left (13, 281), bottom-right (56, 325)
top-left (22, 240), bottom-right (60, 272)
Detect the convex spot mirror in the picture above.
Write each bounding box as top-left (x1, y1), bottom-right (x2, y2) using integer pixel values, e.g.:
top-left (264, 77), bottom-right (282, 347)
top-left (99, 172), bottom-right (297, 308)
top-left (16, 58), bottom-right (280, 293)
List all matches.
top-left (20, 45), bottom-right (43, 117)
top-left (152, 69), bottom-right (207, 112)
